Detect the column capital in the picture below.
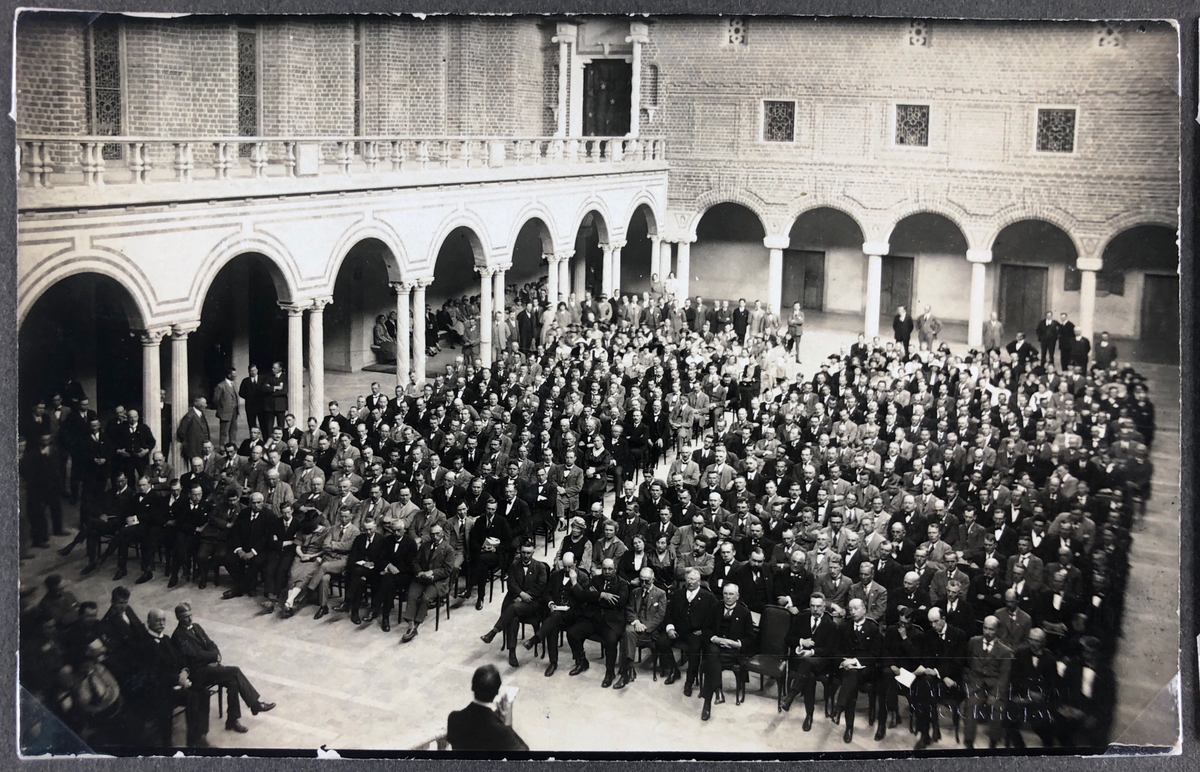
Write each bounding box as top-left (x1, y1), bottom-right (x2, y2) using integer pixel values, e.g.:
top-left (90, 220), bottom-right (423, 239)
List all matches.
top-left (601, 240), bottom-right (627, 252)
top-left (309, 295), bottom-right (334, 311)
top-left (171, 321), bottom-right (201, 338)
top-left (966, 248), bottom-right (993, 264)
top-left (477, 266), bottom-right (498, 278)
top-left (626, 21), bottom-right (650, 45)
top-left (542, 252), bottom-right (559, 265)
top-left (389, 280), bottom-right (415, 294)
top-left (277, 301), bottom-right (307, 316)
top-left (861, 241), bottom-right (890, 256)
top-left (139, 326), bottom-right (172, 346)
top-left (763, 235), bottom-right (791, 250)
top-left (1076, 257), bottom-right (1103, 272)
top-left (554, 249), bottom-right (576, 262)
top-left (410, 278), bottom-right (432, 291)
top-left (552, 22), bottom-right (577, 44)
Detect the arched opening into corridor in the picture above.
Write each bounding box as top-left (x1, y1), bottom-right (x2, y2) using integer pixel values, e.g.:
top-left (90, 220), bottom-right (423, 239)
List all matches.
top-left (326, 239), bottom-right (402, 373)
top-left (991, 220), bottom-right (1078, 340)
top-left (572, 211), bottom-right (609, 300)
top-left (193, 254), bottom-right (292, 402)
top-left (429, 226), bottom-right (487, 353)
top-left (786, 208), bottom-right (866, 314)
top-left (19, 273), bottom-right (145, 421)
top-left (691, 203), bottom-right (767, 304)
top-left (886, 213), bottom-right (970, 328)
top-left (509, 218), bottom-right (554, 300)
top-left (1101, 224), bottom-right (1179, 363)
top-left (620, 204), bottom-right (658, 297)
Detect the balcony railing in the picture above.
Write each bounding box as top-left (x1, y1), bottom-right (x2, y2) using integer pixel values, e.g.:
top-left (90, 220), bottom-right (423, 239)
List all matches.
top-left (18, 134), bottom-right (667, 189)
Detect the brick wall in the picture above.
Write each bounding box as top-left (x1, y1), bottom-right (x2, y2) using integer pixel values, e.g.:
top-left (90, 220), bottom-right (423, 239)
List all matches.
top-left (643, 17), bottom-right (1180, 242)
top-left (15, 14), bottom-right (88, 165)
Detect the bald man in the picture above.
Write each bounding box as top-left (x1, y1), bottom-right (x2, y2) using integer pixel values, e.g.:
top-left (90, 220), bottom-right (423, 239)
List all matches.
top-left (833, 598), bottom-right (884, 743)
top-left (566, 557), bottom-right (630, 687)
top-left (961, 615), bottom-right (1014, 750)
top-left (143, 607), bottom-right (207, 747)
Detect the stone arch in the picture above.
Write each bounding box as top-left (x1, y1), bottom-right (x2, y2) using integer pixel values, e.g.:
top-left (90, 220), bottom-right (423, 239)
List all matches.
top-left (883, 205), bottom-right (974, 249)
top-left (1098, 211), bottom-right (1178, 258)
top-left (324, 221), bottom-right (410, 287)
top-left (19, 250), bottom-right (154, 328)
top-left (192, 233), bottom-right (300, 316)
top-left (427, 210), bottom-right (493, 271)
top-left (507, 203), bottom-right (561, 256)
top-left (625, 193), bottom-right (662, 238)
top-left (785, 200), bottom-right (872, 244)
top-left (572, 199), bottom-right (614, 245)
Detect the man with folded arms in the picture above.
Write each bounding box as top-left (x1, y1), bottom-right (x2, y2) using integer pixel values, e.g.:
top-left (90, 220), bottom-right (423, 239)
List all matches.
top-left (565, 557), bottom-right (629, 687)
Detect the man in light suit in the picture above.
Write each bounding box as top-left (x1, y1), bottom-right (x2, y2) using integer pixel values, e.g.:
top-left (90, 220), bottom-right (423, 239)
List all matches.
top-left (848, 562), bottom-right (888, 622)
top-left (212, 368), bottom-right (240, 447)
top-left (175, 397), bottom-right (211, 464)
top-left (993, 589), bottom-right (1032, 650)
top-left (961, 615), bottom-right (1014, 750)
top-left (615, 566), bottom-right (667, 689)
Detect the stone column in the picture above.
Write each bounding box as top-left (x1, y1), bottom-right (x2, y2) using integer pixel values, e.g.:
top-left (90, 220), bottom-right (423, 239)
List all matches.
top-left (1077, 256), bottom-right (1101, 342)
top-left (610, 240), bottom-right (626, 297)
top-left (493, 268), bottom-right (506, 316)
top-left (556, 252), bottom-right (572, 303)
top-left (675, 240), bottom-right (692, 305)
top-left (626, 22), bottom-right (650, 137)
top-left (573, 253), bottom-right (587, 298)
top-left (140, 327), bottom-right (169, 457)
top-left (230, 260), bottom-right (250, 377)
top-left (862, 241), bottom-right (889, 339)
top-left (307, 296), bottom-right (332, 423)
top-left (170, 322), bottom-right (199, 465)
top-left (764, 235), bottom-right (790, 315)
top-left (965, 248), bottom-right (992, 349)
top-left (649, 236), bottom-right (662, 279)
top-left (660, 239), bottom-right (674, 283)
top-left (280, 303), bottom-right (305, 424)
top-left (552, 23), bottom-right (577, 137)
top-left (544, 253), bottom-right (559, 307)
top-left (391, 282), bottom-right (413, 386)
top-left (412, 281), bottom-right (428, 384)
top-left (601, 244), bottom-right (615, 298)
top-left (479, 267), bottom-right (495, 368)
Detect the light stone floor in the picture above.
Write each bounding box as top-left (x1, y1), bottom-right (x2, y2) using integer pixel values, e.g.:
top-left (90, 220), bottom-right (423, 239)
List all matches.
top-left (20, 312), bottom-right (1180, 754)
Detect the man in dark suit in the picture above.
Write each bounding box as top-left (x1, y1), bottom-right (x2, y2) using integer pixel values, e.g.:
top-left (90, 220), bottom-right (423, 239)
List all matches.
top-left (142, 607), bottom-right (208, 747)
top-left (892, 305), bottom-right (915, 357)
top-left (1004, 627), bottom-right (1058, 748)
top-left (961, 615), bottom-right (1014, 750)
top-left (730, 549), bottom-right (774, 613)
top-left (114, 408), bottom-right (157, 483)
top-left (400, 524), bottom-right (456, 642)
top-left (446, 664), bottom-right (528, 751)
top-left (1055, 635), bottom-right (1115, 749)
top-left (833, 597), bottom-right (884, 743)
top-left (699, 582), bottom-right (752, 721)
top-left (1057, 312), bottom-right (1076, 370)
top-left (262, 361), bottom-right (288, 433)
top-left (239, 365), bottom-right (265, 441)
top-left (781, 591), bottom-right (840, 730)
top-left (175, 397), bottom-right (211, 466)
top-left (911, 607), bottom-right (968, 750)
top-left (566, 557), bottom-right (630, 686)
top-left (615, 566), bottom-right (668, 688)
top-left (528, 466), bottom-right (558, 533)
top-left (171, 602), bottom-right (274, 734)
top-left (1035, 311), bottom-right (1061, 367)
top-left (467, 498), bottom-right (514, 610)
top-left (657, 566), bottom-right (721, 692)
top-left (341, 515), bottom-right (392, 625)
top-left (222, 492), bottom-right (273, 599)
top-left (523, 551), bottom-right (591, 676)
top-left (481, 540), bottom-right (549, 668)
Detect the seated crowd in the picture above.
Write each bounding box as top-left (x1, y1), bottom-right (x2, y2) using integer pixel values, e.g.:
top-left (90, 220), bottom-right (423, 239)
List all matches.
top-left (20, 278), bottom-right (1156, 751)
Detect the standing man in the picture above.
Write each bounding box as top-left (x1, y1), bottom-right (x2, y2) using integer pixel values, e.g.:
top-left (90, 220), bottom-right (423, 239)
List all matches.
top-left (1069, 329), bottom-right (1092, 370)
top-left (446, 665), bottom-right (528, 751)
top-left (1035, 311), bottom-right (1061, 367)
top-left (892, 306), bottom-right (914, 357)
top-left (175, 397), bottom-right (210, 466)
top-left (263, 361), bottom-right (288, 434)
top-left (212, 368), bottom-right (240, 448)
top-left (787, 302), bottom-right (805, 363)
top-left (982, 312), bottom-right (1005, 354)
top-left (917, 305), bottom-right (941, 351)
top-left (961, 615), bottom-right (1014, 750)
top-left (1057, 312), bottom-right (1075, 370)
top-left (238, 365), bottom-right (265, 442)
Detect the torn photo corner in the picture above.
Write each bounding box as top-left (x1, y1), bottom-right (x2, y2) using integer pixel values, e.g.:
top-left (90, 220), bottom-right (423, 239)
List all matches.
top-left (11, 7), bottom-right (1183, 760)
